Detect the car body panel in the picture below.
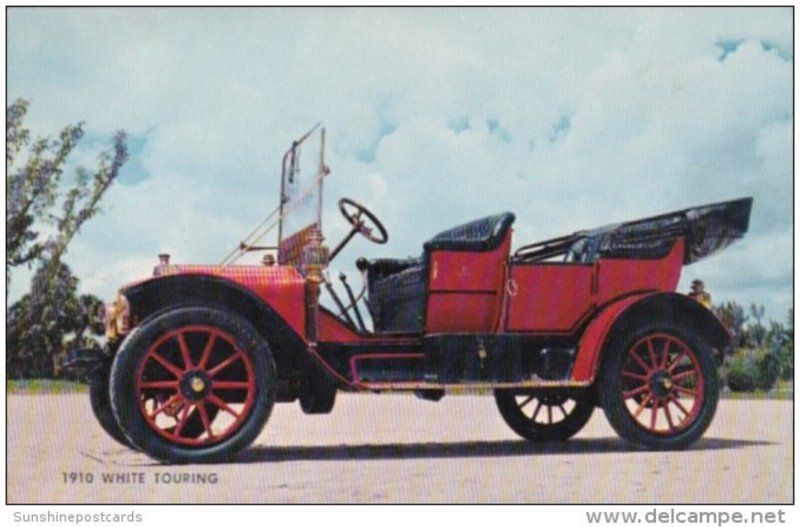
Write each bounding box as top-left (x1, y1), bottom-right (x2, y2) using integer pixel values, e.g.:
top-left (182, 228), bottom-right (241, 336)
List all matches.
top-left (425, 231), bottom-right (511, 333)
top-left (124, 265), bottom-right (308, 340)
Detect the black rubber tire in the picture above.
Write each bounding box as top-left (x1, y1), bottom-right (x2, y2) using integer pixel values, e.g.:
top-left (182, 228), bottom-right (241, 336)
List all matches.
top-left (110, 307), bottom-right (275, 464)
top-left (599, 322), bottom-right (719, 450)
top-left (495, 389), bottom-right (595, 441)
top-left (89, 371), bottom-right (134, 448)
top-left (299, 378), bottom-right (337, 415)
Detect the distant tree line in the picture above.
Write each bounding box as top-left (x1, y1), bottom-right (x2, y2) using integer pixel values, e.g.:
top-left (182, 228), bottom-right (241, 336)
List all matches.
top-left (6, 99), bottom-right (127, 379)
top-left (713, 302), bottom-right (793, 393)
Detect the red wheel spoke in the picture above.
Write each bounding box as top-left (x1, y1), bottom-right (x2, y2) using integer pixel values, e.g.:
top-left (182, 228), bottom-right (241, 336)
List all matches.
top-left (622, 370), bottom-right (648, 381)
top-left (633, 394), bottom-right (652, 418)
top-left (660, 340), bottom-right (671, 368)
top-left (669, 395), bottom-right (691, 416)
top-left (649, 399), bottom-right (660, 430)
top-left (672, 369), bottom-right (698, 382)
top-left (177, 331), bottom-right (194, 370)
top-left (208, 351), bottom-right (244, 378)
top-left (207, 394), bottom-right (240, 418)
top-left (673, 385), bottom-right (697, 396)
top-left (517, 395), bottom-right (534, 410)
top-left (197, 401), bottom-right (214, 439)
top-left (198, 333), bottom-right (217, 370)
top-left (140, 380), bottom-right (180, 390)
top-left (629, 349), bottom-right (651, 373)
top-left (646, 338), bottom-right (658, 368)
top-left (663, 400), bottom-right (675, 430)
top-left (622, 383), bottom-right (649, 399)
top-left (667, 350), bottom-right (688, 373)
top-left (149, 351), bottom-right (184, 378)
top-left (173, 403), bottom-right (193, 437)
top-left (212, 380), bottom-right (251, 390)
top-left (531, 400), bottom-right (543, 422)
top-left (150, 394), bottom-right (182, 418)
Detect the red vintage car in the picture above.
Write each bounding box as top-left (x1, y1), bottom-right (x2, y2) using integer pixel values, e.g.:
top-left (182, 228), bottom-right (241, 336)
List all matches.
top-left (71, 126), bottom-right (753, 463)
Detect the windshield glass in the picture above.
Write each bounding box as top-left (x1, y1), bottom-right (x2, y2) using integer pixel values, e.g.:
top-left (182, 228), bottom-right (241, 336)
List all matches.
top-left (278, 124), bottom-right (326, 265)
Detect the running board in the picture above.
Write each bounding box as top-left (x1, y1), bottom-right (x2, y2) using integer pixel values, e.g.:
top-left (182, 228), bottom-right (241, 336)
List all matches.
top-left (354, 379), bottom-right (592, 392)
top-left (316, 334), bottom-right (582, 388)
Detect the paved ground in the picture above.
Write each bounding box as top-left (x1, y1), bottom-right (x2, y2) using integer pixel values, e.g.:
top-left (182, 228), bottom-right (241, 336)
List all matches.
top-left (6, 394), bottom-right (793, 504)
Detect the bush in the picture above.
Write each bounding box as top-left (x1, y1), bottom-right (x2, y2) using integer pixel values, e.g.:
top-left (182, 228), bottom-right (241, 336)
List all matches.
top-left (726, 348), bottom-right (780, 393)
top-left (727, 352), bottom-right (758, 392)
top-left (756, 349), bottom-right (780, 391)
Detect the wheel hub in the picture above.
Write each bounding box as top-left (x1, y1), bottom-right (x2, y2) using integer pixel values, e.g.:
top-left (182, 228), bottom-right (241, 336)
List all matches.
top-left (180, 370), bottom-right (211, 401)
top-left (649, 370), bottom-right (673, 398)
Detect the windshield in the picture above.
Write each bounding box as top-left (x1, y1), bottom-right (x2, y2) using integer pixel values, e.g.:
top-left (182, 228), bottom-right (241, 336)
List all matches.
top-left (277, 124), bottom-right (327, 265)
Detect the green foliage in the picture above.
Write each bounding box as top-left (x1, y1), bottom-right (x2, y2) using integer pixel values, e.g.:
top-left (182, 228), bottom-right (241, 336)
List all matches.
top-left (6, 263), bottom-right (105, 379)
top-left (726, 351), bottom-right (758, 392)
top-left (747, 304), bottom-right (766, 347)
top-left (726, 348), bottom-right (781, 393)
top-left (7, 379), bottom-right (87, 394)
top-left (6, 98), bottom-right (128, 288)
top-left (714, 301), bottom-right (793, 386)
top-left (756, 349), bottom-right (780, 391)
top-left (776, 309), bottom-right (794, 381)
top-left (6, 99), bottom-right (126, 379)
top-left (713, 300), bottom-right (747, 351)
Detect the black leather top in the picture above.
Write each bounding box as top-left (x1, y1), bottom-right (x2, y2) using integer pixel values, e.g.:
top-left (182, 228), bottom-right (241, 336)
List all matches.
top-left (423, 212), bottom-right (516, 252)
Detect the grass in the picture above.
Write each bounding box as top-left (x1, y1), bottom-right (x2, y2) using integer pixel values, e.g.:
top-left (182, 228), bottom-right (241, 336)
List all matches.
top-left (7, 379), bottom-right (87, 394)
top-left (721, 379), bottom-right (794, 400)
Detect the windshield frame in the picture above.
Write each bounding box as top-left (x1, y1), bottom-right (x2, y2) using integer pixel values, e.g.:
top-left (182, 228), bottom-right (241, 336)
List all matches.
top-left (277, 124), bottom-right (327, 266)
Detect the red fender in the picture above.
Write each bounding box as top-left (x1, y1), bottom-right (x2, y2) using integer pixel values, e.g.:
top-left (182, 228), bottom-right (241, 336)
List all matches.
top-left (572, 293), bottom-right (653, 382)
top-left (572, 291), bottom-right (730, 382)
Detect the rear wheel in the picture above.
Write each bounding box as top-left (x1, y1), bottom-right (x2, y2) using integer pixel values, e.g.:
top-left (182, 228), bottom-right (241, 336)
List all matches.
top-left (110, 307), bottom-right (275, 463)
top-left (599, 322), bottom-right (719, 450)
top-left (495, 389), bottom-right (595, 441)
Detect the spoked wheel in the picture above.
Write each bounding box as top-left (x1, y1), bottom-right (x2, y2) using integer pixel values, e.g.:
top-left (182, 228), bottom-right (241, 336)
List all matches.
top-left (495, 389), bottom-right (595, 441)
top-left (600, 323), bottom-right (719, 450)
top-left (110, 307), bottom-right (275, 463)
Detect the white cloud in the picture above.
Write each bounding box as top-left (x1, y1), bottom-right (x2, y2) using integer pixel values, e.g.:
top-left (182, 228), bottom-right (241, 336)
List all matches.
top-left (6, 7), bottom-right (793, 323)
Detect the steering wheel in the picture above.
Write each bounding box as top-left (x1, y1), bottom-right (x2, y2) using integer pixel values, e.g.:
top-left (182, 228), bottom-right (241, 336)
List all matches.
top-left (338, 198), bottom-right (388, 244)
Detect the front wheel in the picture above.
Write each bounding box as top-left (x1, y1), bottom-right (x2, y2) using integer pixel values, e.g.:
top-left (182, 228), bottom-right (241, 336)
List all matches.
top-left (599, 322), bottom-right (719, 450)
top-left (495, 389), bottom-right (595, 441)
top-left (110, 307), bottom-right (275, 463)
top-left (89, 370), bottom-right (134, 448)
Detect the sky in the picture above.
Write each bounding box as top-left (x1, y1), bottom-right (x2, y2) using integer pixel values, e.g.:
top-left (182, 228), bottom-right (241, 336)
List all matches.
top-left (5, 7), bottom-right (794, 324)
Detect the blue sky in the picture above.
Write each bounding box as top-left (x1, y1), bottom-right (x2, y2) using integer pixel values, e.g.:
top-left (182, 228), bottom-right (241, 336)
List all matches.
top-left (6, 7), bottom-right (793, 324)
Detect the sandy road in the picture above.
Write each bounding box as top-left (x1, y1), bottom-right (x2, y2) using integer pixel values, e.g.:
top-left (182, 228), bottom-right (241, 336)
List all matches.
top-left (6, 394), bottom-right (792, 504)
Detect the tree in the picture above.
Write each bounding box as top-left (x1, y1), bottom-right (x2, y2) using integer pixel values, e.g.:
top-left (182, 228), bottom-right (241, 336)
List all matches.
top-left (713, 300), bottom-right (748, 352)
top-left (746, 304), bottom-right (767, 348)
top-left (771, 309), bottom-right (794, 381)
top-left (6, 99), bottom-right (127, 378)
top-left (6, 263), bottom-right (104, 379)
top-left (6, 98), bottom-right (128, 290)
